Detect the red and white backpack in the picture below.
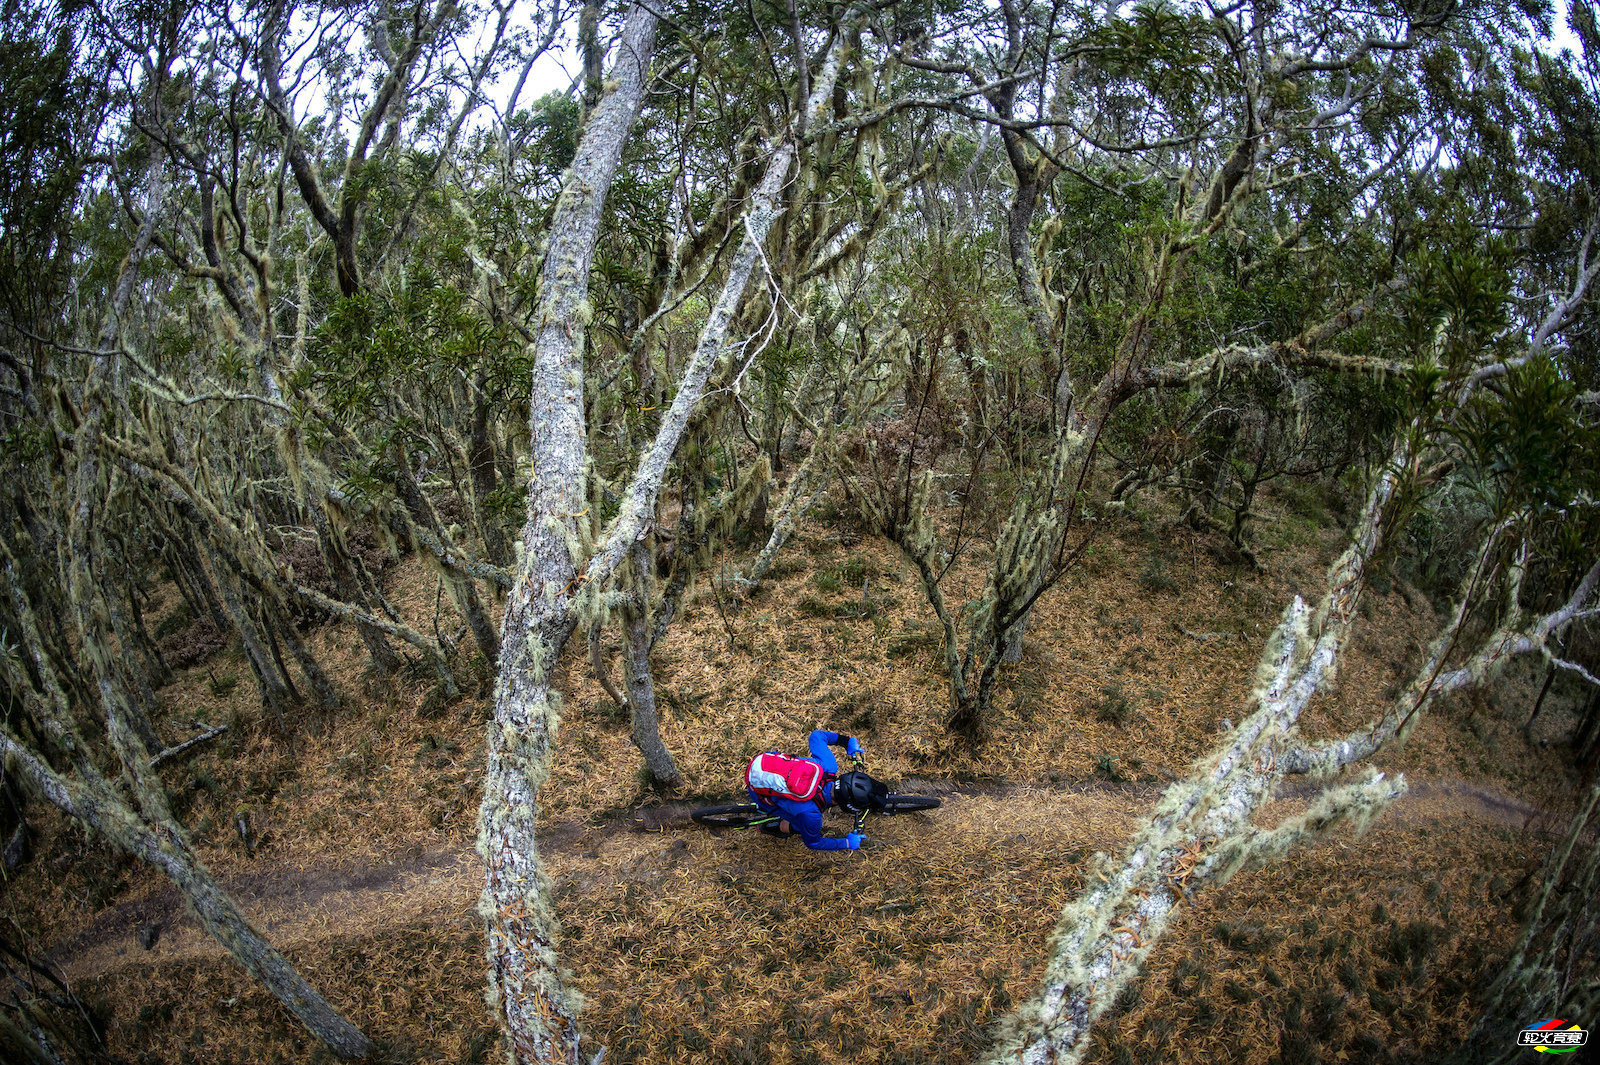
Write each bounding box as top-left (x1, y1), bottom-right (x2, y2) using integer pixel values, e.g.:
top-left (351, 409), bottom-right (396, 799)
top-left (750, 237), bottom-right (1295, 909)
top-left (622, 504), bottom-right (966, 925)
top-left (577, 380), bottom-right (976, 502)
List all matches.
top-left (745, 752), bottom-right (833, 805)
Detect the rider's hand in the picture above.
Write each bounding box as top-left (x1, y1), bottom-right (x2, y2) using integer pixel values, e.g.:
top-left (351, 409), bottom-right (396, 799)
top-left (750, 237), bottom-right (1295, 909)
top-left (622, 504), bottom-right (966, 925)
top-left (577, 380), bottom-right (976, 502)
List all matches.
top-left (846, 832), bottom-right (865, 850)
top-left (845, 736), bottom-right (863, 758)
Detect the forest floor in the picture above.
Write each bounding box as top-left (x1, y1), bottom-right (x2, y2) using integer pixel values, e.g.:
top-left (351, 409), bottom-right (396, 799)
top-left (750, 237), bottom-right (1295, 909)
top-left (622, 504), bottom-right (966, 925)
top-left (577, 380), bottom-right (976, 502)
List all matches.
top-left (36, 774), bottom-right (1547, 983)
top-left (4, 477), bottom-right (1591, 1065)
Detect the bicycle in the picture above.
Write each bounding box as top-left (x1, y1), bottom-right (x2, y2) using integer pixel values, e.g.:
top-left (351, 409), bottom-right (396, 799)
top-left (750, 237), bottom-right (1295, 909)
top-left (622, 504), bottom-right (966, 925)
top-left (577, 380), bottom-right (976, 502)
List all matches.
top-left (690, 753), bottom-right (940, 836)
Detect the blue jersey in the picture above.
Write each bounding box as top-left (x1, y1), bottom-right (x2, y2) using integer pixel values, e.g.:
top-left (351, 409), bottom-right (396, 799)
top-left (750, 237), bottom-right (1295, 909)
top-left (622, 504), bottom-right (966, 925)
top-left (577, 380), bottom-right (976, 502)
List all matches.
top-left (749, 730), bottom-right (849, 850)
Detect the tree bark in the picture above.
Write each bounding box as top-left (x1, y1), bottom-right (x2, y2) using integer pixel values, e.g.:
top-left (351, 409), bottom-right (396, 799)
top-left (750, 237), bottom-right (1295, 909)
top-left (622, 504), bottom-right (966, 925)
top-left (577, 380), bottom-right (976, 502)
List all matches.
top-left (468, 371), bottom-right (512, 568)
top-left (587, 621), bottom-right (628, 710)
top-left (271, 599), bottom-right (340, 710)
top-left (256, 600), bottom-right (305, 707)
top-left (745, 455), bottom-right (826, 590)
top-left (984, 443), bottom-right (1412, 1064)
top-left (477, 9), bottom-right (661, 1062)
top-left (208, 542), bottom-right (294, 716)
top-left (1282, 552), bottom-right (1600, 776)
top-left (478, 16), bottom-right (847, 1059)
top-left (101, 584), bottom-right (164, 750)
top-left (1524, 664), bottom-right (1556, 736)
top-left (311, 505), bottom-right (404, 674)
top-left (45, 154), bottom-right (371, 1058)
top-left (0, 732), bottom-right (372, 1057)
top-left (622, 541), bottom-right (683, 787)
top-left (393, 443), bottom-right (501, 667)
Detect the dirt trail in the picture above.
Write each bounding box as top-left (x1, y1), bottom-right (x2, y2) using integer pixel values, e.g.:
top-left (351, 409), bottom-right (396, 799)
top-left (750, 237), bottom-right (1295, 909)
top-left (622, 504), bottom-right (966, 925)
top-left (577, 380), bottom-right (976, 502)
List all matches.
top-left (44, 773), bottom-right (1545, 982)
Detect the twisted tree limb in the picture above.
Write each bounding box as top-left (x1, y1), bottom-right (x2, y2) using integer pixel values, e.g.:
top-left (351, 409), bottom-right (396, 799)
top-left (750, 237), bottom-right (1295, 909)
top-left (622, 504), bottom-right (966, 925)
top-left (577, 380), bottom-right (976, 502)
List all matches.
top-left (986, 440), bottom-right (1410, 1064)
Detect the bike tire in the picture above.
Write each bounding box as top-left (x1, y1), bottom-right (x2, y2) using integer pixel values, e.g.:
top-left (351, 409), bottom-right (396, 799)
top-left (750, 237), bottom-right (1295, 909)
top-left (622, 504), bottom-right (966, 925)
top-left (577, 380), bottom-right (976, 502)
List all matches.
top-left (690, 803), bottom-right (768, 829)
top-left (880, 794), bottom-right (941, 814)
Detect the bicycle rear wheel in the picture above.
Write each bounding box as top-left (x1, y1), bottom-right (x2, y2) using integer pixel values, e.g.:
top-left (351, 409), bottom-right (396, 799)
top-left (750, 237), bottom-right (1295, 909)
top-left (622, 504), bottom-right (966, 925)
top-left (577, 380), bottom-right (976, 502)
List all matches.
top-left (880, 794), bottom-right (940, 814)
top-left (691, 803), bottom-right (769, 829)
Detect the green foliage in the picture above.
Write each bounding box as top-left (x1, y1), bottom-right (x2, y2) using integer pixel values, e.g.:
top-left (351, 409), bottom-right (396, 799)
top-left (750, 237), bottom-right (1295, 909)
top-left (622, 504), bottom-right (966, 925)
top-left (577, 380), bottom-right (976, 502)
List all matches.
top-left (0, 0), bottom-right (101, 319)
top-left (153, 604), bottom-right (194, 640)
top-left (795, 596), bottom-right (833, 618)
top-left (311, 263), bottom-right (521, 422)
top-left (1137, 552), bottom-right (1178, 595)
top-left (507, 92), bottom-right (580, 183)
top-left (1096, 684), bottom-right (1136, 727)
top-left (1093, 753), bottom-right (1127, 782)
top-left (886, 627), bottom-right (942, 660)
top-left (1452, 355), bottom-right (1599, 517)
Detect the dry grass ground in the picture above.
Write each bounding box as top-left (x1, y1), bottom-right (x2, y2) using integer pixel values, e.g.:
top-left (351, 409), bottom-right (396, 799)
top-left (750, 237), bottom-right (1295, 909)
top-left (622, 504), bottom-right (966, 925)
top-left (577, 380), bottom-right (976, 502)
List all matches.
top-left (2, 479), bottom-right (1588, 1065)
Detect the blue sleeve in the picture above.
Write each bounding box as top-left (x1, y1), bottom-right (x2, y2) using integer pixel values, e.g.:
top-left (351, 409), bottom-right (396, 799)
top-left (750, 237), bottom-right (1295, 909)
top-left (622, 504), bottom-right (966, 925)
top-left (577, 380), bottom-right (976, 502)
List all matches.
top-left (792, 806), bottom-right (849, 850)
top-left (808, 730), bottom-right (841, 773)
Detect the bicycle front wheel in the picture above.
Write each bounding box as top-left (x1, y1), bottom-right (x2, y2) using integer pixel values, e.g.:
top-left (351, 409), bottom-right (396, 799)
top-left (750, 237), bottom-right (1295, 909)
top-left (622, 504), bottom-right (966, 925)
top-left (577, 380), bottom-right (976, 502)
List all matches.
top-left (880, 794), bottom-right (940, 814)
top-left (690, 803), bottom-right (768, 829)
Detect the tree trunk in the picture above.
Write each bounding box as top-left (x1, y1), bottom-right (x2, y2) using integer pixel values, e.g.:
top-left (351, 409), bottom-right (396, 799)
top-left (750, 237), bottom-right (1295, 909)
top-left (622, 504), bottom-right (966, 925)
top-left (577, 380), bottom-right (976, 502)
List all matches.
top-left (480, 19), bottom-right (854, 1063)
top-left (206, 544), bottom-right (294, 715)
top-left (1002, 614), bottom-right (1027, 664)
top-left (985, 447), bottom-right (1414, 1064)
top-left (478, 9), bottom-right (660, 1062)
top-left (1574, 690), bottom-right (1600, 757)
top-left (0, 735), bottom-right (372, 1058)
top-left (181, 548), bottom-right (232, 632)
top-left (393, 443), bottom-right (501, 667)
top-left (745, 459), bottom-right (825, 590)
top-left (101, 585), bottom-right (164, 751)
top-left (1523, 664), bottom-right (1556, 737)
top-left (587, 621), bottom-right (628, 711)
top-left (256, 601), bottom-right (304, 706)
top-left (271, 600), bottom-right (340, 710)
top-left (311, 505), bottom-right (404, 675)
top-left (622, 541), bottom-right (683, 787)
top-left (468, 372), bottom-right (512, 569)
top-left (125, 578), bottom-right (171, 685)
top-left (39, 154), bottom-right (371, 1059)
top-left (478, 14), bottom-right (843, 1058)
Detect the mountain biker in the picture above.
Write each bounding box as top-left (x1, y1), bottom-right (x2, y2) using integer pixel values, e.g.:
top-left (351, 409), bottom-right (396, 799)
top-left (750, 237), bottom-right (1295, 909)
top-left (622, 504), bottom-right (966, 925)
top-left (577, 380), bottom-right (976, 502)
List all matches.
top-left (747, 729), bottom-right (885, 851)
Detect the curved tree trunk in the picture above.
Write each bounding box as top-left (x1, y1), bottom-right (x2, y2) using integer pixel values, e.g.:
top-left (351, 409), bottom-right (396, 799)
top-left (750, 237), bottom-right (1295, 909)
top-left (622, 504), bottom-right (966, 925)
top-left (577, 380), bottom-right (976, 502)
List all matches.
top-left (478, 15), bottom-right (842, 1059)
top-left (37, 155), bottom-right (371, 1059)
top-left (587, 621), bottom-right (629, 711)
top-left (0, 735), bottom-right (372, 1058)
top-left (983, 448), bottom-right (1412, 1064)
top-left (622, 541), bottom-right (682, 787)
top-left (477, 9), bottom-right (661, 1062)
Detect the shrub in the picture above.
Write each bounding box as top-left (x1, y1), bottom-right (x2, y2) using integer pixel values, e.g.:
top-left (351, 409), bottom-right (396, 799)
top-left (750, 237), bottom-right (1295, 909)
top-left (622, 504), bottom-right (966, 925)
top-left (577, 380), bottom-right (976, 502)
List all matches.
top-left (1138, 551), bottom-right (1178, 594)
top-left (153, 603), bottom-right (193, 640)
top-left (1093, 753), bottom-right (1126, 781)
top-left (764, 556), bottom-right (806, 580)
top-left (162, 620), bottom-right (228, 670)
top-left (1096, 684), bottom-right (1135, 726)
top-left (275, 535), bottom-right (335, 597)
top-left (796, 596), bottom-right (833, 618)
top-left (839, 554), bottom-right (876, 586)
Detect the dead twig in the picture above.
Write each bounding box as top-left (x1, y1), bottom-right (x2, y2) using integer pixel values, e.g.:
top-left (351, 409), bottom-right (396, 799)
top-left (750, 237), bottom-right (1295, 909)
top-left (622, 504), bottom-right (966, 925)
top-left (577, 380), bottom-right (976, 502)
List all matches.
top-left (149, 724), bottom-right (229, 768)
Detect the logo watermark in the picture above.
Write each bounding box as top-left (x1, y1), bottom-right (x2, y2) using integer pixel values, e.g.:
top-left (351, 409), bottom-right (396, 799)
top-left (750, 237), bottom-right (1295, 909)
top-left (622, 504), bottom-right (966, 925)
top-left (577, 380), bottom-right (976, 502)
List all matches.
top-left (1518, 1020), bottom-right (1588, 1054)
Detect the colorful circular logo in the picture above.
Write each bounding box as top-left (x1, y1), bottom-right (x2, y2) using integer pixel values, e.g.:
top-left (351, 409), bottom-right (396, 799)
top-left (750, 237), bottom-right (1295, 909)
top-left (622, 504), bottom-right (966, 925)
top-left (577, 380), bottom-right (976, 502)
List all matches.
top-left (1519, 1020), bottom-right (1588, 1054)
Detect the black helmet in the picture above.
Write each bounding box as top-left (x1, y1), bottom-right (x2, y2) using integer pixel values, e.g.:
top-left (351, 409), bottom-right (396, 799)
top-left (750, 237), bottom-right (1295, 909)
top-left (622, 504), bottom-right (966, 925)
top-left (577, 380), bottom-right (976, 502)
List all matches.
top-left (832, 770), bottom-right (883, 812)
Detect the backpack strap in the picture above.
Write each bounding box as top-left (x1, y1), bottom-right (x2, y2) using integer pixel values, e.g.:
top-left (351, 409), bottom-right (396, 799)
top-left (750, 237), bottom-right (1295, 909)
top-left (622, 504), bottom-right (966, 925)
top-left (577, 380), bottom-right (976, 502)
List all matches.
top-left (814, 770), bottom-right (837, 810)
